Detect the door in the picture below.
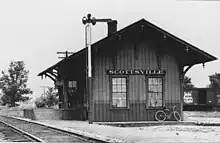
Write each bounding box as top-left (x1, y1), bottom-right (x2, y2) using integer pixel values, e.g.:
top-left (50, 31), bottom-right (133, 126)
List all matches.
top-left (198, 89), bottom-right (206, 105)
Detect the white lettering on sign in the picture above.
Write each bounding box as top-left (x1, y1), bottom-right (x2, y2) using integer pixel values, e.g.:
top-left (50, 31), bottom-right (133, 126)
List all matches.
top-left (106, 69), bottom-right (166, 75)
top-left (184, 91), bottom-right (193, 104)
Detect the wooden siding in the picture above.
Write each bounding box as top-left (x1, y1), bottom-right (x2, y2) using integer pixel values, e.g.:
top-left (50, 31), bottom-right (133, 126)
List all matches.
top-left (92, 40), bottom-right (181, 122)
top-left (58, 57), bottom-right (87, 119)
top-left (94, 102), bottom-right (180, 122)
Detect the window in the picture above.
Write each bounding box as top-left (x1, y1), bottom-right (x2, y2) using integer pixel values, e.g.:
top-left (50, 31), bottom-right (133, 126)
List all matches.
top-left (147, 77), bottom-right (163, 108)
top-left (68, 80), bottom-right (77, 96)
top-left (111, 77), bottom-right (128, 108)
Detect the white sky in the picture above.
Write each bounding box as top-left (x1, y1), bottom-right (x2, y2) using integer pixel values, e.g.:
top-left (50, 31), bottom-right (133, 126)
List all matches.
top-left (0, 0), bottom-right (220, 98)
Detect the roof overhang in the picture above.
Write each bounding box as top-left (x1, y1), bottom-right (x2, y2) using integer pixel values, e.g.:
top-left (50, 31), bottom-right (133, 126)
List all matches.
top-left (38, 18), bottom-right (217, 80)
top-left (38, 64), bottom-right (59, 82)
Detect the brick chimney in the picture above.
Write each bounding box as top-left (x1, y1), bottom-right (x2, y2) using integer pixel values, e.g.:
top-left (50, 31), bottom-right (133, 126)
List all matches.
top-left (107, 20), bottom-right (117, 36)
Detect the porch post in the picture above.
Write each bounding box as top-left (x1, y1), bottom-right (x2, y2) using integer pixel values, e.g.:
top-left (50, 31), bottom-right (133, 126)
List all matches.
top-left (63, 79), bottom-right (68, 109)
top-left (180, 75), bottom-right (184, 120)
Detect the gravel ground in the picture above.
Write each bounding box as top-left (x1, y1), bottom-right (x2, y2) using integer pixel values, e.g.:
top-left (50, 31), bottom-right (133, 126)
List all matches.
top-left (184, 111), bottom-right (220, 118)
top-left (2, 108), bottom-right (220, 142)
top-left (0, 127), bottom-right (14, 142)
top-left (37, 111), bottom-right (220, 143)
top-left (0, 132), bottom-right (7, 142)
top-left (37, 119), bottom-right (220, 143)
top-left (133, 125), bottom-right (220, 142)
top-left (184, 111), bottom-right (220, 123)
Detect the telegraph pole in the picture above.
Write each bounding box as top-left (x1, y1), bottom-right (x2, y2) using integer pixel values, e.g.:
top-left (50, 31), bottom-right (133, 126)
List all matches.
top-left (40, 85), bottom-right (51, 97)
top-left (82, 13), bottom-right (116, 124)
top-left (57, 51), bottom-right (74, 59)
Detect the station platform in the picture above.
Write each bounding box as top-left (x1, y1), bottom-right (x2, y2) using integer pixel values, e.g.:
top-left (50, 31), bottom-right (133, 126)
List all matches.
top-left (11, 116), bottom-right (220, 143)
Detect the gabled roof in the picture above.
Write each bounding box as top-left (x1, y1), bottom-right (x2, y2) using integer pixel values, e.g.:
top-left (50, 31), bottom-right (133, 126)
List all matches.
top-left (38, 18), bottom-right (217, 77)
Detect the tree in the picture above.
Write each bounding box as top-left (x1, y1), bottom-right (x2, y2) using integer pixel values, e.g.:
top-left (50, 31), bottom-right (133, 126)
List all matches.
top-left (208, 73), bottom-right (220, 88)
top-left (0, 61), bottom-right (32, 106)
top-left (35, 87), bottom-right (58, 108)
top-left (183, 76), bottom-right (194, 89)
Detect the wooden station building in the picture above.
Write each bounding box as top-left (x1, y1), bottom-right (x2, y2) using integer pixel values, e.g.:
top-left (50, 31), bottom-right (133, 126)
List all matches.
top-left (38, 18), bottom-right (217, 122)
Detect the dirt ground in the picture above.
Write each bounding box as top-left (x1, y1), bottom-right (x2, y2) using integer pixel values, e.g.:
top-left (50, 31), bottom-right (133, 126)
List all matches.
top-left (38, 111), bottom-right (220, 143)
top-left (1, 107), bottom-right (220, 142)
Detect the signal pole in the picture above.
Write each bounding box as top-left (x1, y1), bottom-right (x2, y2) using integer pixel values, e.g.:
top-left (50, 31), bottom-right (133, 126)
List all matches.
top-left (82, 14), bottom-right (116, 124)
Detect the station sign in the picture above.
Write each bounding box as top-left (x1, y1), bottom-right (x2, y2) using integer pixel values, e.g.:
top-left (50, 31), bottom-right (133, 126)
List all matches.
top-left (106, 69), bottom-right (166, 75)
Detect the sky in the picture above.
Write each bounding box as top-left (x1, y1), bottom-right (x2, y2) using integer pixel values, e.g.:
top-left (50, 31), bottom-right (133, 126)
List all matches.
top-left (0, 0), bottom-right (220, 98)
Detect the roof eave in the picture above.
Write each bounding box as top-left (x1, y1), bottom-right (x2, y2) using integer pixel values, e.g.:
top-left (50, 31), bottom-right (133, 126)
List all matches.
top-left (38, 18), bottom-right (217, 76)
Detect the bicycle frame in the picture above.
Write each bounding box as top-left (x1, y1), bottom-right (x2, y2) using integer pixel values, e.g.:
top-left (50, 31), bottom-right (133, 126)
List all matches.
top-left (156, 106), bottom-right (179, 121)
top-left (154, 106), bottom-right (181, 121)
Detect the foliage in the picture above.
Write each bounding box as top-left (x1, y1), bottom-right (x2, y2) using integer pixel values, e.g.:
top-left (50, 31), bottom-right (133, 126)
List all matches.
top-left (183, 76), bottom-right (194, 89)
top-left (208, 73), bottom-right (220, 88)
top-left (35, 87), bottom-right (58, 108)
top-left (35, 97), bottom-right (47, 108)
top-left (0, 61), bottom-right (32, 106)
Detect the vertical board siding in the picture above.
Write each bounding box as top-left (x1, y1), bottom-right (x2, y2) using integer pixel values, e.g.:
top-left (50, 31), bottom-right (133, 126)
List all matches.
top-left (161, 54), bottom-right (181, 108)
top-left (93, 41), bottom-right (181, 122)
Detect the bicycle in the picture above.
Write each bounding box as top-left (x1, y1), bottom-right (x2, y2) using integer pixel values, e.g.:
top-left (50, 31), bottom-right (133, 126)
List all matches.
top-left (155, 106), bottom-right (181, 121)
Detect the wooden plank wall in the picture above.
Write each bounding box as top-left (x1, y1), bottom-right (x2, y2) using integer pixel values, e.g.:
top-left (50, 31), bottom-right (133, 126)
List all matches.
top-left (92, 40), bottom-right (181, 122)
top-left (58, 57), bottom-right (87, 119)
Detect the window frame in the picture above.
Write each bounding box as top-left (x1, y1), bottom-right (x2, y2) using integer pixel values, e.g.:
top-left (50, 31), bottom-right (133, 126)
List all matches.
top-left (109, 75), bottom-right (129, 110)
top-left (145, 75), bottom-right (164, 109)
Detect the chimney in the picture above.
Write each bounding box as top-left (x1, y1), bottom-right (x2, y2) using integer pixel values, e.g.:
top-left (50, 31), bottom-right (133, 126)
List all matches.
top-left (107, 20), bottom-right (117, 36)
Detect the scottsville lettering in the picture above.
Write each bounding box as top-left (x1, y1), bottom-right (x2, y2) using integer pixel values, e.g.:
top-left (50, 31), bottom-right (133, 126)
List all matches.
top-left (106, 69), bottom-right (166, 75)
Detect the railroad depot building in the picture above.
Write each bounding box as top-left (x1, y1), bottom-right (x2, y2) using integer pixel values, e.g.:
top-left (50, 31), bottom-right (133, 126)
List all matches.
top-left (38, 18), bottom-right (217, 122)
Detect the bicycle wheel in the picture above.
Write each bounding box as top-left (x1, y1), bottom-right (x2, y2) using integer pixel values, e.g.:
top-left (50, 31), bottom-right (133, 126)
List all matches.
top-left (173, 111), bottom-right (181, 121)
top-left (155, 110), bottom-right (166, 121)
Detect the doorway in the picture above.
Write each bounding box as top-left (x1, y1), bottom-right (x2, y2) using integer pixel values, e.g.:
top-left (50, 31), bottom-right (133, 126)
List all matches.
top-left (198, 89), bottom-right (206, 105)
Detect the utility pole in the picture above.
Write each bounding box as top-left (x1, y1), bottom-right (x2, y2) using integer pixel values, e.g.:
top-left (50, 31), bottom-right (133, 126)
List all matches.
top-left (82, 13), bottom-right (116, 124)
top-left (40, 85), bottom-right (51, 97)
top-left (57, 51), bottom-right (74, 59)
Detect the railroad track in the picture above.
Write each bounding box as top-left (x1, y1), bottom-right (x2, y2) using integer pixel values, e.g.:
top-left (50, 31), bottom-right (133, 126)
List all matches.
top-left (0, 121), bottom-right (39, 142)
top-left (0, 116), bottom-right (109, 143)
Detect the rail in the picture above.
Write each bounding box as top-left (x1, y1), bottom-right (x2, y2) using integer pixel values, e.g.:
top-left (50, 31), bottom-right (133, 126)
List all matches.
top-left (0, 119), bottom-right (44, 142)
top-left (0, 115), bottom-right (114, 143)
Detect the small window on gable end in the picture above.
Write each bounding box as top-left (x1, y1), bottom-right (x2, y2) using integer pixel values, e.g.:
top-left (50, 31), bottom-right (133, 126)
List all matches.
top-left (111, 77), bottom-right (128, 108)
top-left (147, 77), bottom-right (163, 108)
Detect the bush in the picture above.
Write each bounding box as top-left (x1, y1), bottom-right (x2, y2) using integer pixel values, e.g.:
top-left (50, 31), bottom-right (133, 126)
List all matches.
top-left (35, 87), bottom-right (58, 108)
top-left (35, 97), bottom-right (46, 108)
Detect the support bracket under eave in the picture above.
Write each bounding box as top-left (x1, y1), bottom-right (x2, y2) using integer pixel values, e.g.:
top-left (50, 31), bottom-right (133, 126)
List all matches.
top-left (183, 64), bottom-right (194, 76)
top-left (49, 70), bottom-right (58, 79)
top-left (45, 73), bottom-right (56, 82)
